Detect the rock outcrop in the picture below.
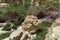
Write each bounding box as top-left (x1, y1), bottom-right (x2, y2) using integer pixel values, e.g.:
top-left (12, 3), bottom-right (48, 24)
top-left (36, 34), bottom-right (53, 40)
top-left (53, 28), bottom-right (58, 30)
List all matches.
top-left (3, 15), bottom-right (42, 40)
top-left (21, 15), bottom-right (42, 34)
top-left (45, 17), bottom-right (60, 40)
top-left (27, 6), bottom-right (60, 23)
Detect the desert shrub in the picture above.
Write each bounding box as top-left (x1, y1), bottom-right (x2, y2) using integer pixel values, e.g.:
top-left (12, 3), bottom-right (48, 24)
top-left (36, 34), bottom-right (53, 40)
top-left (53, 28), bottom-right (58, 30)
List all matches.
top-left (4, 2), bottom-right (29, 26)
top-left (33, 22), bottom-right (52, 40)
top-left (2, 22), bottom-right (12, 31)
top-left (41, 1), bottom-right (60, 10)
top-left (0, 32), bottom-right (11, 40)
top-left (2, 22), bottom-right (18, 31)
top-left (6, 2), bottom-right (28, 16)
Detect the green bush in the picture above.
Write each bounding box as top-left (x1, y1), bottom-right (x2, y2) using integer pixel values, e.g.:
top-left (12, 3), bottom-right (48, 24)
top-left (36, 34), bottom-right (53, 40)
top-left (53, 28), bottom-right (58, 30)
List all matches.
top-left (2, 22), bottom-right (19, 31)
top-left (2, 22), bottom-right (12, 31)
top-left (3, 2), bottom-right (29, 26)
top-left (6, 2), bottom-right (28, 16)
top-left (0, 32), bottom-right (11, 40)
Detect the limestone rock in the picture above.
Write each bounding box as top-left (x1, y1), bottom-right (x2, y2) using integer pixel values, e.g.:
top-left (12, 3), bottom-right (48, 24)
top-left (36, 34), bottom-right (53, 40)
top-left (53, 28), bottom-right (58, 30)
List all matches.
top-left (45, 17), bottom-right (60, 40)
top-left (0, 23), bottom-right (7, 27)
top-left (0, 3), bottom-right (9, 7)
top-left (4, 15), bottom-right (41, 40)
top-left (22, 15), bottom-right (42, 33)
top-left (9, 29), bottom-right (23, 40)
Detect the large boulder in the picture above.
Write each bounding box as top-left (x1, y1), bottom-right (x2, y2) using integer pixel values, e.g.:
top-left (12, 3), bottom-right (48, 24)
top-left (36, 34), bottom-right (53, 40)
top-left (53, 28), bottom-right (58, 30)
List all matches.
top-left (45, 17), bottom-right (60, 40)
top-left (5, 15), bottom-right (42, 40)
top-left (22, 15), bottom-right (42, 34)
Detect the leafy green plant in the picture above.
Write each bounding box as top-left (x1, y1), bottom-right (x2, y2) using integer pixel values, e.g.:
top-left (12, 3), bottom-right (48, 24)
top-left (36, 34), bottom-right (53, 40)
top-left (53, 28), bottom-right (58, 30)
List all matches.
top-left (4, 2), bottom-right (29, 26)
top-left (0, 32), bottom-right (11, 40)
top-left (2, 22), bottom-right (20, 31)
top-left (6, 2), bottom-right (28, 16)
top-left (2, 22), bottom-right (12, 31)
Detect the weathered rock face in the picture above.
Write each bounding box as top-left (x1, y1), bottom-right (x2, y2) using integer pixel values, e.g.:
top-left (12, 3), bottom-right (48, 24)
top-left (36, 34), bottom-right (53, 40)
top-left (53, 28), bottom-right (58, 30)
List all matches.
top-left (45, 17), bottom-right (60, 40)
top-left (3, 15), bottom-right (42, 40)
top-left (22, 15), bottom-right (42, 33)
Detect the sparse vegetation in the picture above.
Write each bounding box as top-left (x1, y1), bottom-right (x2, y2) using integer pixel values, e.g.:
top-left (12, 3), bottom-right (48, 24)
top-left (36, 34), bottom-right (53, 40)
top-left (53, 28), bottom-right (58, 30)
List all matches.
top-left (2, 22), bottom-right (12, 31)
top-left (0, 32), bottom-right (11, 40)
top-left (6, 2), bottom-right (28, 16)
top-left (33, 22), bottom-right (52, 40)
top-left (0, 0), bottom-right (60, 40)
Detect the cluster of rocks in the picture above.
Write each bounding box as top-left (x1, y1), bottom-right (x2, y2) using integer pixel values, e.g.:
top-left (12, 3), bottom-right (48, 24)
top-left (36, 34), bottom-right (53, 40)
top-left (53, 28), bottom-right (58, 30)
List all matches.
top-left (45, 17), bottom-right (60, 40)
top-left (3, 15), bottom-right (42, 40)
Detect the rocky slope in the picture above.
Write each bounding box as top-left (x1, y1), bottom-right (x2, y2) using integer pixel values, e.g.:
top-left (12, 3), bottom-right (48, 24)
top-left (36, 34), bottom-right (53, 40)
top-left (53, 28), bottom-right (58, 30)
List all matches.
top-left (3, 15), bottom-right (42, 40)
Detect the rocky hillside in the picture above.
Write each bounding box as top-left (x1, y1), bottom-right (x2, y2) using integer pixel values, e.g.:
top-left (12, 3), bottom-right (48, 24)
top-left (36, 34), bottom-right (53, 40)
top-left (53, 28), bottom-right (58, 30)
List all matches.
top-left (45, 17), bottom-right (60, 40)
top-left (0, 0), bottom-right (60, 40)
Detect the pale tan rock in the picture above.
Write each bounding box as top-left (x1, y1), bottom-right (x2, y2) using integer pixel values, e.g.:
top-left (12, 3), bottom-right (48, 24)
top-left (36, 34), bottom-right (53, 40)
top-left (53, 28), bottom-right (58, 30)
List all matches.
top-left (45, 17), bottom-right (60, 40)
top-left (3, 37), bottom-right (9, 40)
top-left (23, 15), bottom-right (38, 24)
top-left (0, 3), bottom-right (9, 7)
top-left (6, 15), bottom-right (41, 40)
top-left (22, 15), bottom-right (41, 33)
top-left (20, 33), bottom-right (28, 40)
top-left (0, 23), bottom-right (7, 27)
